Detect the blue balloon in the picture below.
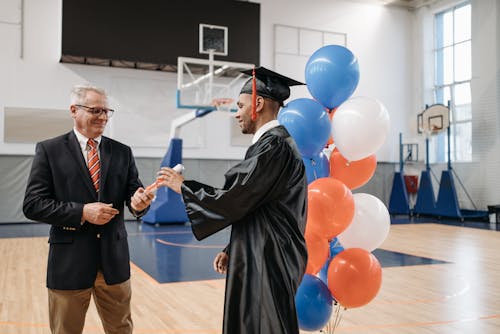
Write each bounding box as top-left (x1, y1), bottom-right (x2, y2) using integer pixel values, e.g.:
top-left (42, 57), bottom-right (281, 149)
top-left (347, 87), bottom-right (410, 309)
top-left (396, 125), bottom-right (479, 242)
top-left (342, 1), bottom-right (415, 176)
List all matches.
top-left (278, 98), bottom-right (331, 158)
top-left (329, 238), bottom-right (344, 258)
top-left (305, 45), bottom-right (360, 109)
top-left (295, 274), bottom-right (334, 331)
top-left (303, 151), bottom-right (330, 184)
top-left (318, 238), bottom-right (345, 284)
top-left (318, 258), bottom-right (330, 284)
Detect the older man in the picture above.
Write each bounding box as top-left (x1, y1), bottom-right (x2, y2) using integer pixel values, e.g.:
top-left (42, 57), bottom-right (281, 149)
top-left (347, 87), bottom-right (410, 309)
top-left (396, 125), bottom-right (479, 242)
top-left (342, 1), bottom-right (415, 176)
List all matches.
top-left (23, 85), bottom-right (154, 334)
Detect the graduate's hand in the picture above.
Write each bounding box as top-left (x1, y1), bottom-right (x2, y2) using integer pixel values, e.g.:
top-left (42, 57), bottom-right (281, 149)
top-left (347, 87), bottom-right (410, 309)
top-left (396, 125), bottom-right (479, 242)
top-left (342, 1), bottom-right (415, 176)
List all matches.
top-left (83, 203), bottom-right (119, 225)
top-left (213, 252), bottom-right (228, 274)
top-left (156, 167), bottom-right (184, 194)
top-left (131, 187), bottom-right (155, 212)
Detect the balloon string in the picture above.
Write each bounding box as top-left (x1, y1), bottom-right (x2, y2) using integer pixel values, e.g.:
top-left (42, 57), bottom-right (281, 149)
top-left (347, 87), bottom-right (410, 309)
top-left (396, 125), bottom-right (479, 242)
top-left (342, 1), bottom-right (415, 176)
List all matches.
top-left (322, 303), bottom-right (344, 334)
top-left (333, 304), bottom-right (344, 331)
top-left (311, 158), bottom-right (317, 180)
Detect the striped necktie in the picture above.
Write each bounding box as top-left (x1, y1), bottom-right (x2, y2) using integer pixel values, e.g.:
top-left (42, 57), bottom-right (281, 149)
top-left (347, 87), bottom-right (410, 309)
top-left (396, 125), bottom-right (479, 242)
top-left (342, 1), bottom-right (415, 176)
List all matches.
top-left (87, 139), bottom-right (100, 192)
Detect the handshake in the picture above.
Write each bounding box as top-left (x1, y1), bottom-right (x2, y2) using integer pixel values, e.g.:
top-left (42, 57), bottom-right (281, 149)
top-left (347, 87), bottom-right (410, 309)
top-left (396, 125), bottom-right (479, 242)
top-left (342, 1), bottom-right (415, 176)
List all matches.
top-left (146, 164), bottom-right (185, 195)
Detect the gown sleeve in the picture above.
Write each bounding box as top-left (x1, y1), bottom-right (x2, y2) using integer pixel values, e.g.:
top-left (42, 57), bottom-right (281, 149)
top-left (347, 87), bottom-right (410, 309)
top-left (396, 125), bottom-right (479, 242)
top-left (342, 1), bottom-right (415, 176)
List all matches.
top-left (181, 135), bottom-right (296, 240)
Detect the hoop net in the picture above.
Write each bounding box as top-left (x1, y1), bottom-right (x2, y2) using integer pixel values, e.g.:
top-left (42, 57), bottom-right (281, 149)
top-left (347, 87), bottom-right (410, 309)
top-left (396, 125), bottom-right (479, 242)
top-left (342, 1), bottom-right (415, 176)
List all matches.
top-left (212, 97), bottom-right (235, 112)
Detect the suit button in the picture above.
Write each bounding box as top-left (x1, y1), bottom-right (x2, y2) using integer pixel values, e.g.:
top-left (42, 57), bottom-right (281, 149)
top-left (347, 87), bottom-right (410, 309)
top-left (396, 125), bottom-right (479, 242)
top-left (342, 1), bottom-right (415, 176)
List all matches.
top-left (96, 233), bottom-right (101, 239)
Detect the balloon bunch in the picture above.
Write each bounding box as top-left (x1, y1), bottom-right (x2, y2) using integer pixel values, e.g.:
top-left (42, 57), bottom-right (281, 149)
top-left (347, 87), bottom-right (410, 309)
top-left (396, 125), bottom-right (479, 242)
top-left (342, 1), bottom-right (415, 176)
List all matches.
top-left (278, 45), bottom-right (391, 332)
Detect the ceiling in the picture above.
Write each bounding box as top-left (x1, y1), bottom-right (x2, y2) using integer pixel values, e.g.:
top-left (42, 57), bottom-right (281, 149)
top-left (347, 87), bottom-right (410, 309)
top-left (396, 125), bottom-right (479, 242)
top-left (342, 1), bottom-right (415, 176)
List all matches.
top-left (347, 0), bottom-right (441, 10)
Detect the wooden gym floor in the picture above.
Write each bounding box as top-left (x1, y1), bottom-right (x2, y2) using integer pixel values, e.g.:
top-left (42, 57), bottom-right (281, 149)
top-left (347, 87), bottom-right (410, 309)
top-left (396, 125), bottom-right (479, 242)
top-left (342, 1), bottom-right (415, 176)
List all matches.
top-left (0, 218), bottom-right (499, 334)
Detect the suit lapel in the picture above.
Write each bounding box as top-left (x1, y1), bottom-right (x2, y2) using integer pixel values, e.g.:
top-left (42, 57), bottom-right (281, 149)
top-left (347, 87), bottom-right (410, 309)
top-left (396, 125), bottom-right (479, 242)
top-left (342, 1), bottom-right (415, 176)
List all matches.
top-left (99, 137), bottom-right (112, 195)
top-left (64, 131), bottom-right (98, 200)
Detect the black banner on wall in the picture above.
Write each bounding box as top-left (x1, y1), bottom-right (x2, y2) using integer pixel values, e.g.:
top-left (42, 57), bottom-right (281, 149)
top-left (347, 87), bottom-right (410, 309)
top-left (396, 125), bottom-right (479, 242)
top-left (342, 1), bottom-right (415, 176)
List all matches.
top-left (61, 0), bottom-right (260, 71)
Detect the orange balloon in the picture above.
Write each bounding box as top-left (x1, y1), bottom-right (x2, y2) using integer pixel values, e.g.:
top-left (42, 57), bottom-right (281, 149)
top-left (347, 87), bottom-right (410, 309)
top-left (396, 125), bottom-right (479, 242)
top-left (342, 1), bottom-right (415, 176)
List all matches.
top-left (330, 152), bottom-right (377, 190)
top-left (328, 107), bottom-right (337, 120)
top-left (305, 178), bottom-right (355, 240)
top-left (325, 109), bottom-right (337, 146)
top-left (327, 248), bottom-right (382, 308)
top-left (304, 233), bottom-right (329, 275)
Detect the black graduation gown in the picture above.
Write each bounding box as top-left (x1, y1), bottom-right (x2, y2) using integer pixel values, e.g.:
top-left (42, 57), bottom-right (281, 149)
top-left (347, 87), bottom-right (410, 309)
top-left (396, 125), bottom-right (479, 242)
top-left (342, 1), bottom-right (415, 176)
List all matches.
top-left (180, 125), bottom-right (308, 334)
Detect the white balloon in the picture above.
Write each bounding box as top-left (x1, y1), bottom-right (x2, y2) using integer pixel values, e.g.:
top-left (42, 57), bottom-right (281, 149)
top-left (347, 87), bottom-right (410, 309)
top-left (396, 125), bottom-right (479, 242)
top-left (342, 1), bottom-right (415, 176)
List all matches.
top-left (337, 193), bottom-right (390, 252)
top-left (332, 97), bottom-right (390, 161)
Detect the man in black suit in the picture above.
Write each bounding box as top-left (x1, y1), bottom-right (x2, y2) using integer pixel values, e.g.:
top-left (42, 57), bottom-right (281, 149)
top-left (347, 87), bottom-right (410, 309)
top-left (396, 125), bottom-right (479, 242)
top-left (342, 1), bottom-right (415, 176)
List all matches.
top-left (23, 85), bottom-right (154, 334)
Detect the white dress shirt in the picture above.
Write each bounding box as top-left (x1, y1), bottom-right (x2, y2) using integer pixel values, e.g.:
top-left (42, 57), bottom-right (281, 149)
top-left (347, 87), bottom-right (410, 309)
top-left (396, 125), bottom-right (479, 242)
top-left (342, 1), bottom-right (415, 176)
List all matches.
top-left (252, 120), bottom-right (280, 144)
top-left (73, 127), bottom-right (102, 164)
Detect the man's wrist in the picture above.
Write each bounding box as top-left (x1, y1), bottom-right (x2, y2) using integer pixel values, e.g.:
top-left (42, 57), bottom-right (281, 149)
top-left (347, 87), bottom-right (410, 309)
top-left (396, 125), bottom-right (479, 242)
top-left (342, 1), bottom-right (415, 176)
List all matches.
top-left (131, 206), bottom-right (145, 218)
top-left (81, 204), bottom-right (86, 225)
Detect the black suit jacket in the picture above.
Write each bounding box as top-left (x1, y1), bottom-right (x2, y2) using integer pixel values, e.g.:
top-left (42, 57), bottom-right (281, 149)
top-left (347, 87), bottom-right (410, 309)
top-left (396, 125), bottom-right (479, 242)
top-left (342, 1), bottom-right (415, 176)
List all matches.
top-left (23, 131), bottom-right (145, 289)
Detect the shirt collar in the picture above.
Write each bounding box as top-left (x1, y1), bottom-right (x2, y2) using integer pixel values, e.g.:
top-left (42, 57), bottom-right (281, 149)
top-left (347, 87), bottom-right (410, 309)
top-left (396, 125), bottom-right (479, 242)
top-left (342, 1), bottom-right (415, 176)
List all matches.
top-left (73, 127), bottom-right (101, 149)
top-left (252, 119), bottom-right (280, 144)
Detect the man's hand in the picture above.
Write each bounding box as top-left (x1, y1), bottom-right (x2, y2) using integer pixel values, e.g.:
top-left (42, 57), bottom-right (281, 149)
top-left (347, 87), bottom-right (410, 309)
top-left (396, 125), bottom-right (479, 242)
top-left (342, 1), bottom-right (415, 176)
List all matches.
top-left (83, 203), bottom-right (119, 225)
top-left (156, 167), bottom-right (185, 194)
top-left (213, 252), bottom-right (229, 274)
top-left (131, 187), bottom-right (155, 212)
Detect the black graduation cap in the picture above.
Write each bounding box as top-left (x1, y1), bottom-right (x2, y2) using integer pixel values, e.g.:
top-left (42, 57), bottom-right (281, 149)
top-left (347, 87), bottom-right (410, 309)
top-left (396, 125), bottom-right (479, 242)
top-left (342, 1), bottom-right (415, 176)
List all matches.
top-left (240, 67), bottom-right (304, 105)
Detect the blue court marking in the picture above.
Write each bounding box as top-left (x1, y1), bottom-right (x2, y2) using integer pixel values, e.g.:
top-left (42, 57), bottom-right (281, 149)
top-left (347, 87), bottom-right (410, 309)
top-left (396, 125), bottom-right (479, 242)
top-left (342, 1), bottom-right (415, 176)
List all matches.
top-left (372, 249), bottom-right (448, 267)
top-left (127, 221), bottom-right (230, 283)
top-left (126, 221), bottom-right (449, 283)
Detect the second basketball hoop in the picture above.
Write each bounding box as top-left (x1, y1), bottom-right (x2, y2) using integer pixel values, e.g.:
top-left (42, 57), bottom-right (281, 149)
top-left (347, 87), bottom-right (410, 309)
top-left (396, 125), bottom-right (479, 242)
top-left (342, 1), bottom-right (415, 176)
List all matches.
top-left (212, 97), bottom-right (235, 112)
top-left (417, 103), bottom-right (450, 136)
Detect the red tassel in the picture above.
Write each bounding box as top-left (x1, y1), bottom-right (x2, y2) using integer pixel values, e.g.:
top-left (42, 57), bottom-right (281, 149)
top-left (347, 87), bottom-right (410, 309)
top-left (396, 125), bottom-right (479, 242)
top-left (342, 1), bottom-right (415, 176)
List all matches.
top-left (251, 67), bottom-right (257, 121)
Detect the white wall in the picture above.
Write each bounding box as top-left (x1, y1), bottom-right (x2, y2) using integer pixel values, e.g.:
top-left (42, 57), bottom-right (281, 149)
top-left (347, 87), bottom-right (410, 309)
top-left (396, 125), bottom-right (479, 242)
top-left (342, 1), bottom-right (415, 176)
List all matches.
top-left (1, 0), bottom-right (498, 210)
top-left (259, 0), bottom-right (414, 162)
top-left (0, 0), bottom-right (248, 159)
top-left (412, 0), bottom-right (500, 209)
top-left (469, 0), bottom-right (500, 207)
top-left (0, 0), bottom-right (413, 162)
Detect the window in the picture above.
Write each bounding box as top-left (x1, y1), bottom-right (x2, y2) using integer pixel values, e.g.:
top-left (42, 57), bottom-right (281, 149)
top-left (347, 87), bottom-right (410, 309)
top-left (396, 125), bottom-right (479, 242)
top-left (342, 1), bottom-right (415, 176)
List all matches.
top-left (432, 2), bottom-right (471, 162)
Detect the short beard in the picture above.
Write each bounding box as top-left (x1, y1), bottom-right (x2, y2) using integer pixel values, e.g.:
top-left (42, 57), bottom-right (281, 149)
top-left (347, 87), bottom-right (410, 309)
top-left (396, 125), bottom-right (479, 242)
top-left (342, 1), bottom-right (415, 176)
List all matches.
top-left (241, 122), bottom-right (256, 135)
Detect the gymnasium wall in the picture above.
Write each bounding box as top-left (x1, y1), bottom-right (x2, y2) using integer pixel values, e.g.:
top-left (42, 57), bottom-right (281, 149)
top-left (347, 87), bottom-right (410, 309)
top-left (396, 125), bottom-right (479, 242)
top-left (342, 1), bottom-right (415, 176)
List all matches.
top-left (0, 0), bottom-right (498, 222)
top-left (0, 0), bottom-right (411, 159)
top-left (0, 154), bottom-right (398, 223)
top-left (412, 0), bottom-right (500, 211)
top-left (0, 155), bottom-right (242, 223)
top-left (469, 0), bottom-right (500, 209)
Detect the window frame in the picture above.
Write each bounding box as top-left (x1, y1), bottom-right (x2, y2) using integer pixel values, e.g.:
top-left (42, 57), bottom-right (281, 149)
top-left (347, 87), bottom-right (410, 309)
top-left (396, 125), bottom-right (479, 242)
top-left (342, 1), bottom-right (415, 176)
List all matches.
top-left (432, 1), bottom-right (472, 163)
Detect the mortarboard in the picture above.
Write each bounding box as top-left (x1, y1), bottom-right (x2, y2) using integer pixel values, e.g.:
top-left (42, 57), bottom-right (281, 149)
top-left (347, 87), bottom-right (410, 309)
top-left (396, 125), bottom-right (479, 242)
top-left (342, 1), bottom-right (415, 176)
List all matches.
top-left (240, 67), bottom-right (304, 120)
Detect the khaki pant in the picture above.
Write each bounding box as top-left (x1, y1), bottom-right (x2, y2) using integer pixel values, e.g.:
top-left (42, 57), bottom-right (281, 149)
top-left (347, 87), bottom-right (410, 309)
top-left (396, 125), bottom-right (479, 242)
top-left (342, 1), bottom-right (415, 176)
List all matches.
top-left (48, 272), bottom-right (132, 334)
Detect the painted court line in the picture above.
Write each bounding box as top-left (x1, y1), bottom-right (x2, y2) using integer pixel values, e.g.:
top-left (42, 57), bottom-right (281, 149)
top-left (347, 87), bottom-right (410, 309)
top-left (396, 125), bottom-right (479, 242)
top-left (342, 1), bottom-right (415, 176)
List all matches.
top-left (130, 261), bottom-right (224, 286)
top-left (0, 321), bottom-right (220, 333)
top-left (128, 231), bottom-right (192, 236)
top-left (155, 238), bottom-right (225, 249)
top-left (2, 314), bottom-right (498, 333)
top-left (376, 277), bottom-right (470, 305)
top-left (336, 313), bottom-right (500, 332)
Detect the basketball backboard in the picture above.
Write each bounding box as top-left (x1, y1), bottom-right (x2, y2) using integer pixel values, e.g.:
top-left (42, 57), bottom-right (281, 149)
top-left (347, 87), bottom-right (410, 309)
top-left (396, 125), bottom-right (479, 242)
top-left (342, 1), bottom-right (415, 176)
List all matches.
top-left (177, 57), bottom-right (254, 111)
top-left (417, 104), bottom-right (450, 136)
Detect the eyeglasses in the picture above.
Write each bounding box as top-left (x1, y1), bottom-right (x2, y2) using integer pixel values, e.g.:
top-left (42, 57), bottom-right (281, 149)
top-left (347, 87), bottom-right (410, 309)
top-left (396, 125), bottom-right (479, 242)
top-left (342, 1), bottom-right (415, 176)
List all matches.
top-left (75, 104), bottom-right (115, 118)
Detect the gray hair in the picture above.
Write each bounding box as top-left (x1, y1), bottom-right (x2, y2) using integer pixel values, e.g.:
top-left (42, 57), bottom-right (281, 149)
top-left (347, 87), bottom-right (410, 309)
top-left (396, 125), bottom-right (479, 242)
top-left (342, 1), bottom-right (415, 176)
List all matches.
top-left (70, 84), bottom-right (107, 105)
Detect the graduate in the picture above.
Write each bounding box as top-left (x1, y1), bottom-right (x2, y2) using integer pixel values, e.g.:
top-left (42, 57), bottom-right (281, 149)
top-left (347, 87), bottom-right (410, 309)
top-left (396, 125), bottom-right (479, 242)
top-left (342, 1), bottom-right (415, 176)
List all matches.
top-left (157, 67), bottom-right (308, 334)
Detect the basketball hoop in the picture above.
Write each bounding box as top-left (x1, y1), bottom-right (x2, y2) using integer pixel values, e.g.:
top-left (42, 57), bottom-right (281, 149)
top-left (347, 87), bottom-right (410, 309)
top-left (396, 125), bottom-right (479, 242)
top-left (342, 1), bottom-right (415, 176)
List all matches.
top-left (417, 104), bottom-right (449, 137)
top-left (212, 97), bottom-right (235, 112)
